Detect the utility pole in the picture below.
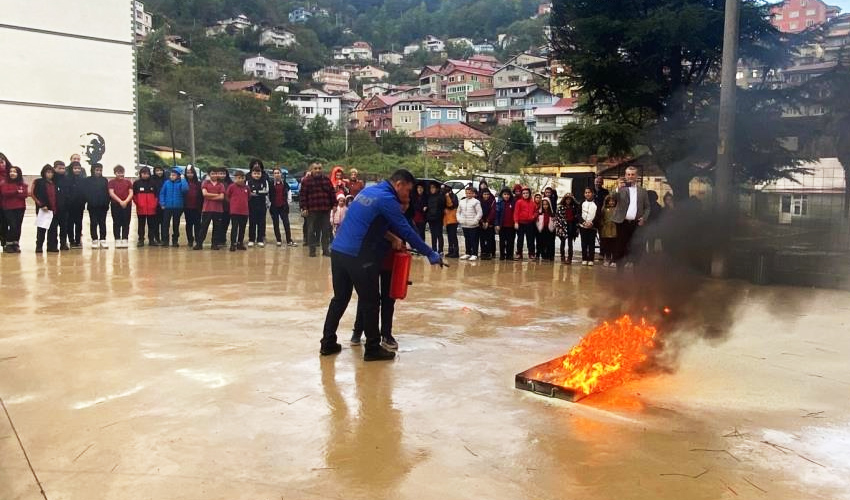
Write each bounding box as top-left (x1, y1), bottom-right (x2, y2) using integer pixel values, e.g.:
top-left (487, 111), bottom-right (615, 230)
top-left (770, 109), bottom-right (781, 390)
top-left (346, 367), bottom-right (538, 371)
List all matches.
top-left (188, 98), bottom-right (196, 168)
top-left (713, 0), bottom-right (741, 278)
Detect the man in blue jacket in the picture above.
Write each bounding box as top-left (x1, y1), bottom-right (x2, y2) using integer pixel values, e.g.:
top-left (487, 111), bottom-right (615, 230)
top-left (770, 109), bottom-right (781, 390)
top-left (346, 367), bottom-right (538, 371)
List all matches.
top-left (158, 168), bottom-right (189, 247)
top-left (321, 169), bottom-right (443, 361)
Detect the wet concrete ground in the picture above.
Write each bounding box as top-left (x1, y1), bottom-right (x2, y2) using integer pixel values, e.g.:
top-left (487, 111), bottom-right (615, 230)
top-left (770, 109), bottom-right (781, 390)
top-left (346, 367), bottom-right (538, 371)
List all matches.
top-left (2, 219), bottom-right (850, 500)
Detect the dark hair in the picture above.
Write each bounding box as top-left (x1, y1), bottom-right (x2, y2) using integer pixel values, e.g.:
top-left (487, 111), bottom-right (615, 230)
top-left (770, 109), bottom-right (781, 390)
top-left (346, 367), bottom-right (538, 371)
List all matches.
top-left (249, 159), bottom-right (264, 170)
top-left (92, 163), bottom-right (103, 170)
top-left (499, 187), bottom-right (512, 197)
top-left (113, 164), bottom-right (125, 174)
top-left (584, 186), bottom-right (596, 194)
top-left (53, 160), bottom-right (66, 168)
top-left (69, 161), bottom-right (82, 169)
top-left (6, 166), bottom-right (23, 184)
top-left (41, 164), bottom-right (55, 178)
top-left (0, 152), bottom-right (11, 167)
top-left (234, 170), bottom-right (246, 178)
top-left (389, 169), bottom-right (415, 184)
top-left (139, 166), bottom-right (151, 175)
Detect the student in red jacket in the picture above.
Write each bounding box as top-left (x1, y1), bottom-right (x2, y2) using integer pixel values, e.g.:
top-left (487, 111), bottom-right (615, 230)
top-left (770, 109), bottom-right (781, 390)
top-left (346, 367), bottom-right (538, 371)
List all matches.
top-left (226, 170), bottom-right (250, 251)
top-left (1, 166), bottom-right (28, 253)
top-left (32, 164), bottom-right (60, 253)
top-left (133, 166), bottom-right (159, 247)
top-left (195, 167), bottom-right (226, 250)
top-left (513, 187), bottom-right (537, 259)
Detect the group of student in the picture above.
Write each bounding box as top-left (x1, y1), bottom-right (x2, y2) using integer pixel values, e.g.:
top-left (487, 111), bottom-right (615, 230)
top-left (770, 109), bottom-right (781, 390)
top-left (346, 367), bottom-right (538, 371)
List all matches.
top-left (0, 153), bottom-right (300, 253)
top-left (409, 178), bottom-right (625, 267)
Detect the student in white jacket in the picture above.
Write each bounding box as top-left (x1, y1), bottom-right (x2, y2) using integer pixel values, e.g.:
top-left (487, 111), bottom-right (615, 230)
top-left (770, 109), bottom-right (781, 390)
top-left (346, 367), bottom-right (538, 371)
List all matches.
top-left (457, 186), bottom-right (483, 260)
top-left (579, 187), bottom-right (599, 265)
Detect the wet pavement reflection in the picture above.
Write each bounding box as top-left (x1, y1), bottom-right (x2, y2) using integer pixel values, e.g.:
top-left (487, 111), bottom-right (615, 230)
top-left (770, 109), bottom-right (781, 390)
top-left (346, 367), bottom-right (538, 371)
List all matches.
top-left (2, 226), bottom-right (850, 499)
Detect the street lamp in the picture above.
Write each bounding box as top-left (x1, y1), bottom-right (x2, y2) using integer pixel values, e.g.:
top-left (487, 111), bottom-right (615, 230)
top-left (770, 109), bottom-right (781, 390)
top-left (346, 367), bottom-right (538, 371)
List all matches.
top-left (178, 90), bottom-right (202, 168)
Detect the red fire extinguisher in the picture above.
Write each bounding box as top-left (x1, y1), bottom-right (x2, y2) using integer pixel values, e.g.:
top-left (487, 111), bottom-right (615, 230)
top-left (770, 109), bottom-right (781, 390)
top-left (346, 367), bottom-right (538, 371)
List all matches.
top-left (389, 250), bottom-right (413, 300)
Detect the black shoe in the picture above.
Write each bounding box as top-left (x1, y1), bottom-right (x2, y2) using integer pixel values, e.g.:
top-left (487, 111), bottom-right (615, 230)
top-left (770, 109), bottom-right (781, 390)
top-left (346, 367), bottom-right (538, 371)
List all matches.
top-left (149, 240), bottom-right (159, 247)
top-left (237, 244), bottom-right (247, 251)
top-left (364, 346), bottom-right (396, 361)
top-left (60, 244), bottom-right (70, 251)
top-left (309, 249), bottom-right (317, 257)
top-left (171, 242), bottom-right (179, 247)
top-left (381, 336), bottom-right (398, 351)
top-left (320, 343), bottom-right (342, 356)
top-left (192, 244), bottom-right (202, 250)
top-left (35, 248), bottom-right (43, 254)
top-left (47, 248), bottom-right (59, 253)
top-left (137, 241), bottom-right (145, 247)
top-left (230, 244), bottom-right (237, 252)
top-left (322, 251), bottom-right (331, 257)
top-left (187, 239), bottom-right (194, 247)
top-left (211, 244), bottom-right (221, 250)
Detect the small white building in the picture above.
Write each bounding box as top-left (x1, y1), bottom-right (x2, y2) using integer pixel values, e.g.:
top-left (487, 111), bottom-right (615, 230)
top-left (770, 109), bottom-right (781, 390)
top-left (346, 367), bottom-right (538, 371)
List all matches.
top-left (403, 43), bottom-right (421, 55)
top-left (259, 28), bottom-right (296, 48)
top-left (378, 52), bottom-right (403, 65)
top-left (334, 41), bottom-right (373, 61)
top-left (165, 35), bottom-right (191, 64)
top-left (134, 1), bottom-right (152, 39)
top-left (423, 35), bottom-right (445, 52)
top-left (243, 55), bottom-right (298, 82)
top-left (527, 98), bottom-right (577, 145)
top-left (287, 89), bottom-right (342, 126)
top-left (448, 37), bottom-right (474, 48)
top-left (206, 14), bottom-right (253, 36)
top-left (473, 42), bottom-right (496, 53)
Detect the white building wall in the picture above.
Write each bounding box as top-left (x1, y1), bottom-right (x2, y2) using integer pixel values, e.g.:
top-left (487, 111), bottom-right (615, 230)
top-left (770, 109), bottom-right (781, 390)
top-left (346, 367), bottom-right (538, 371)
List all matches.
top-left (0, 0), bottom-right (137, 175)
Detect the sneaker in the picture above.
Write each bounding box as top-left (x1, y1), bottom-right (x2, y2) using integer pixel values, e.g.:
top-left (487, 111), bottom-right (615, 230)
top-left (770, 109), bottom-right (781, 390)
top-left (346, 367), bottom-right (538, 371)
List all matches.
top-left (276, 240), bottom-right (283, 247)
top-left (588, 261), bottom-right (594, 267)
top-left (460, 254), bottom-right (470, 260)
top-left (381, 336), bottom-right (399, 351)
top-left (100, 240), bottom-right (109, 249)
top-left (609, 262), bottom-right (617, 269)
top-left (230, 244), bottom-right (237, 252)
top-left (258, 242), bottom-right (265, 248)
top-left (320, 343), bottom-right (342, 356)
top-left (364, 346), bottom-right (396, 361)
top-left (287, 241), bottom-right (298, 247)
top-left (350, 334), bottom-right (362, 346)
top-left (468, 255), bottom-right (478, 261)
top-left (248, 241), bottom-right (255, 247)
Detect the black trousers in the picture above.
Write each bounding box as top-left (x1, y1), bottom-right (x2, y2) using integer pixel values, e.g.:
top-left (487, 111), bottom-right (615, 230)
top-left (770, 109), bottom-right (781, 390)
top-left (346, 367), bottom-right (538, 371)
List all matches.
top-left (322, 251), bottom-right (381, 351)
top-left (161, 208), bottom-right (182, 243)
top-left (199, 212), bottom-right (224, 247)
top-left (480, 226), bottom-right (495, 256)
top-left (184, 208), bottom-right (201, 245)
top-left (111, 203), bottom-right (131, 239)
top-left (269, 205), bottom-right (292, 243)
top-left (3, 208), bottom-right (25, 242)
top-left (0, 209), bottom-right (5, 244)
top-left (152, 207), bottom-right (163, 242)
top-left (248, 204), bottom-right (266, 242)
top-left (445, 223), bottom-right (459, 256)
top-left (462, 227), bottom-right (479, 256)
top-left (353, 269), bottom-right (395, 340)
top-left (536, 230), bottom-right (556, 260)
top-left (36, 214), bottom-right (60, 250)
top-left (218, 213), bottom-right (230, 246)
top-left (600, 237), bottom-right (616, 261)
top-left (230, 214), bottom-right (247, 245)
top-left (498, 227), bottom-right (515, 259)
top-left (137, 215), bottom-right (157, 242)
top-left (516, 222), bottom-right (536, 256)
top-left (56, 209), bottom-right (69, 246)
top-left (615, 220), bottom-right (639, 263)
top-left (579, 227), bottom-right (597, 261)
top-left (307, 210), bottom-right (331, 253)
top-left (67, 203), bottom-right (85, 244)
top-left (88, 207), bottom-right (108, 240)
top-left (415, 221), bottom-right (426, 241)
top-left (427, 220), bottom-right (443, 253)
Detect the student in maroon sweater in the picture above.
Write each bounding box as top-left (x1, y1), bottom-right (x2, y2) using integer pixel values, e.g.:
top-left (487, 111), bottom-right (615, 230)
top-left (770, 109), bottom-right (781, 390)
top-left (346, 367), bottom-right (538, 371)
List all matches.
top-left (108, 165), bottom-right (134, 248)
top-left (268, 167), bottom-right (296, 247)
top-left (195, 167), bottom-right (226, 250)
top-left (32, 164), bottom-right (60, 253)
top-left (1, 166), bottom-right (28, 253)
top-left (0, 152), bottom-right (10, 247)
top-left (226, 171), bottom-right (250, 251)
top-left (183, 166), bottom-right (203, 247)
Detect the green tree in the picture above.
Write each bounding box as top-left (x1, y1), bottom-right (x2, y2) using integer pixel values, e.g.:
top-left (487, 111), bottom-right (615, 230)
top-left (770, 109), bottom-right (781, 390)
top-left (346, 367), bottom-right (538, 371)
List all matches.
top-left (551, 0), bottom-right (812, 199)
top-left (379, 130), bottom-right (418, 156)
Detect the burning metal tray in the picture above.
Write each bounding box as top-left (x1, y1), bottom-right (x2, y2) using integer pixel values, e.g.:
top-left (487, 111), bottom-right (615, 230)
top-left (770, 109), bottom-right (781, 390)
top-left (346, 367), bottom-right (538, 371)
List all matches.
top-left (515, 356), bottom-right (586, 403)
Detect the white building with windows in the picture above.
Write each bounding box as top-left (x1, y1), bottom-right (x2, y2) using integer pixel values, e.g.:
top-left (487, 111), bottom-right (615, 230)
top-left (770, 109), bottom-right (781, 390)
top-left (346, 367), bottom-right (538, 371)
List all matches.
top-left (243, 56), bottom-right (298, 82)
top-left (423, 35), bottom-right (446, 52)
top-left (206, 14), bottom-right (253, 36)
top-left (134, 1), bottom-right (152, 39)
top-left (259, 28), bottom-right (296, 48)
top-left (527, 98), bottom-right (578, 145)
top-left (378, 52), bottom-right (403, 65)
top-left (403, 43), bottom-right (421, 55)
top-left (334, 41), bottom-right (373, 61)
top-left (287, 89), bottom-right (342, 126)
top-left (312, 66), bottom-right (351, 93)
top-left (753, 157), bottom-right (846, 223)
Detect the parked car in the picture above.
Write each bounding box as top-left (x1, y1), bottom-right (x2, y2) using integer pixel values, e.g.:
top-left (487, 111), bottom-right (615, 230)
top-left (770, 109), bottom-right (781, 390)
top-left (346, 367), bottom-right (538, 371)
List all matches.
top-left (444, 178), bottom-right (496, 197)
top-left (279, 168), bottom-right (300, 201)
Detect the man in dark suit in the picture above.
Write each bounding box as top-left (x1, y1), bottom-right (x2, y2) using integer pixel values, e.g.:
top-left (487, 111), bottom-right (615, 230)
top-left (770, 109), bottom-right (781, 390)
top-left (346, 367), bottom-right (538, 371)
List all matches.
top-left (611, 166), bottom-right (650, 267)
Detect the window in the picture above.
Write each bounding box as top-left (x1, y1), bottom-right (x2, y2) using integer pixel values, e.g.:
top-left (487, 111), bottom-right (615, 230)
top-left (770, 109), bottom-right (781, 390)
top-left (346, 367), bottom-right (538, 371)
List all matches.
top-left (430, 110), bottom-right (441, 119)
top-left (806, 9), bottom-right (816, 15)
top-left (789, 10), bottom-right (799, 18)
top-left (496, 98), bottom-right (508, 107)
top-left (323, 108), bottom-right (333, 116)
top-left (471, 75), bottom-right (478, 82)
top-left (449, 76), bottom-right (456, 82)
top-left (781, 194), bottom-right (808, 216)
top-left (790, 22), bottom-right (798, 29)
top-left (447, 110), bottom-right (459, 119)
top-left (806, 19), bottom-right (815, 26)
top-left (775, 14), bottom-right (783, 20)
top-left (323, 97), bottom-right (332, 103)
top-left (509, 75), bottom-right (520, 82)
top-left (303, 107), bottom-right (314, 114)
top-left (402, 116), bottom-right (411, 123)
top-left (514, 98), bottom-right (525, 105)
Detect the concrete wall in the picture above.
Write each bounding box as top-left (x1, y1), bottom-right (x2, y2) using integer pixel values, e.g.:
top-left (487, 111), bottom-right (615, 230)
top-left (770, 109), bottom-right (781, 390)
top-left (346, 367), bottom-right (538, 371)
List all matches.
top-left (0, 0), bottom-right (137, 176)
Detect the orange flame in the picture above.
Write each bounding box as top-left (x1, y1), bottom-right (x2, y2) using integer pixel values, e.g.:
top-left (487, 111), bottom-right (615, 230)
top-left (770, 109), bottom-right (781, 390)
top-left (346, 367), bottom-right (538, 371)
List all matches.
top-left (534, 315), bottom-right (657, 396)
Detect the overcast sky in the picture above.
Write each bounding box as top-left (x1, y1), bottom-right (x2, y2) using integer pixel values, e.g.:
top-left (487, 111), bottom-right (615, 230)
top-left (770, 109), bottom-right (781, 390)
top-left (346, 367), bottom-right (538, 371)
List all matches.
top-left (829, 0), bottom-right (850, 12)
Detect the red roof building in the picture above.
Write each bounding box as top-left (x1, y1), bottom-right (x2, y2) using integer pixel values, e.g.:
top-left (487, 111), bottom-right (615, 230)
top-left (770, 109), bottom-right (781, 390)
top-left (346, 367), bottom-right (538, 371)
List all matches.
top-left (770, 0), bottom-right (841, 33)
